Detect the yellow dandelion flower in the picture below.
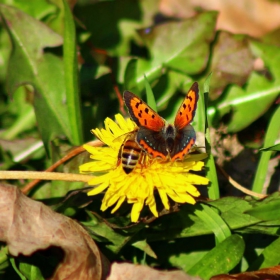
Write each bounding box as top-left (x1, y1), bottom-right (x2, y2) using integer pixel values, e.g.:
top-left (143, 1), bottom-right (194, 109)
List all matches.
top-left (79, 114), bottom-right (209, 222)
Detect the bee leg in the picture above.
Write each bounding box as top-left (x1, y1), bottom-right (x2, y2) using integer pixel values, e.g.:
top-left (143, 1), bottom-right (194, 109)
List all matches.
top-left (139, 152), bottom-right (148, 171)
top-left (117, 144), bottom-right (123, 167)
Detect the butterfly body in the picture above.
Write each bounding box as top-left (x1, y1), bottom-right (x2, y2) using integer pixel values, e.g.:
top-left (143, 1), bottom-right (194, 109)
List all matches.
top-left (124, 82), bottom-right (199, 162)
top-left (119, 137), bottom-right (142, 174)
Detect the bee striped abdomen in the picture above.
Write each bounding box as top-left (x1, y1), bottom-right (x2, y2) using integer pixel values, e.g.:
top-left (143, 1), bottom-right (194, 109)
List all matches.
top-left (121, 139), bottom-right (142, 174)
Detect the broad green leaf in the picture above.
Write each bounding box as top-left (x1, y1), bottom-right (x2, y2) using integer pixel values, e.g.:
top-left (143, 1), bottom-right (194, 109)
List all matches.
top-left (18, 262), bottom-right (44, 280)
top-left (195, 204), bottom-right (231, 244)
top-left (170, 251), bottom-right (208, 272)
top-left (1, 0), bottom-right (56, 20)
top-left (250, 41), bottom-right (280, 84)
top-left (243, 220), bottom-right (280, 236)
top-left (0, 87), bottom-right (36, 140)
top-left (155, 71), bottom-right (192, 113)
top-left (188, 234), bottom-right (245, 279)
top-left (145, 197), bottom-right (263, 242)
top-left (135, 59), bottom-right (163, 91)
top-left (209, 197), bottom-right (261, 230)
top-left (249, 236), bottom-right (280, 270)
top-left (75, 0), bottom-right (156, 56)
top-left (0, 4), bottom-right (73, 153)
top-left (133, 12), bottom-right (217, 91)
top-left (139, 12), bottom-right (217, 75)
top-left (245, 199), bottom-right (280, 221)
top-left (84, 219), bottom-right (131, 254)
top-left (47, 0), bottom-right (65, 35)
top-left (83, 213), bottom-right (145, 254)
top-left (145, 204), bottom-right (212, 241)
top-left (207, 41), bottom-right (280, 133)
top-left (208, 72), bottom-right (278, 132)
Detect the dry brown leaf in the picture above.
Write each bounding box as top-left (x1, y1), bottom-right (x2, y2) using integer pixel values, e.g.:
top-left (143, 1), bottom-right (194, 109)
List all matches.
top-left (211, 265), bottom-right (280, 280)
top-left (209, 31), bottom-right (254, 99)
top-left (159, 0), bottom-right (280, 37)
top-left (107, 262), bottom-right (202, 280)
top-left (0, 184), bottom-right (109, 280)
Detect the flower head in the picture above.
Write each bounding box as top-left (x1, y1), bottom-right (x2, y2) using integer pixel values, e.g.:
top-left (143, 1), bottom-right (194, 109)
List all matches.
top-left (80, 114), bottom-right (209, 222)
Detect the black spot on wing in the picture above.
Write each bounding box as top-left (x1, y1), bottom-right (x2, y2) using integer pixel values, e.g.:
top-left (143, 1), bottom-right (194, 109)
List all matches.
top-left (135, 101), bottom-right (142, 109)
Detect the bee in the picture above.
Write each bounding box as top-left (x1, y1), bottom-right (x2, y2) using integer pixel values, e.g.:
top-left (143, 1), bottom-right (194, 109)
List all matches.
top-left (119, 135), bottom-right (143, 174)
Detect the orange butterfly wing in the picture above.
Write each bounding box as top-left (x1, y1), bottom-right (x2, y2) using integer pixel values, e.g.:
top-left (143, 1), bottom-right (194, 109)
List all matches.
top-left (123, 91), bottom-right (165, 131)
top-left (174, 82), bottom-right (199, 130)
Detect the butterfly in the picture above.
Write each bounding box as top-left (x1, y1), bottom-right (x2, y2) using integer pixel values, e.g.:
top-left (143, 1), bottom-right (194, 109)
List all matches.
top-left (123, 82), bottom-right (199, 161)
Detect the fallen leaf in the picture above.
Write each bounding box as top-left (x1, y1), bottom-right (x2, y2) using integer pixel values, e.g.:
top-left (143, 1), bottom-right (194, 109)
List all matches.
top-left (0, 184), bottom-right (109, 280)
top-left (211, 265), bottom-right (280, 279)
top-left (107, 262), bottom-right (202, 280)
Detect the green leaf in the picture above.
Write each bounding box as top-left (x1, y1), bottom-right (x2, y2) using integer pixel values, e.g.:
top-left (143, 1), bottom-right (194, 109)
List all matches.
top-left (145, 71), bottom-right (193, 125)
top-left (260, 143), bottom-right (280, 152)
top-left (0, 87), bottom-right (36, 140)
top-left (135, 59), bottom-right (163, 92)
top-left (170, 250), bottom-right (208, 272)
top-left (83, 213), bottom-right (145, 254)
top-left (132, 240), bottom-right (157, 259)
top-left (155, 71), bottom-right (192, 113)
top-left (252, 106), bottom-right (280, 193)
top-left (208, 40), bottom-right (280, 133)
top-left (0, 4), bottom-right (72, 153)
top-left (0, 246), bottom-right (9, 271)
top-left (124, 58), bottom-right (138, 92)
top-left (195, 204), bottom-right (231, 244)
top-left (144, 75), bottom-right (157, 111)
top-left (188, 234), bottom-right (245, 279)
top-left (46, 0), bottom-right (65, 36)
top-left (74, 0), bottom-right (155, 56)
top-left (3, 0), bottom-right (56, 20)
top-left (245, 199), bottom-right (280, 221)
top-left (209, 197), bottom-right (261, 230)
top-left (203, 75), bottom-right (220, 200)
top-left (249, 236), bottom-right (280, 270)
top-left (145, 197), bottom-right (263, 242)
top-left (134, 12), bottom-right (217, 91)
top-left (250, 41), bottom-right (280, 84)
top-left (195, 77), bottom-right (209, 133)
top-left (10, 257), bottom-right (27, 280)
top-left (139, 12), bottom-right (217, 74)
top-left (208, 72), bottom-right (278, 132)
top-left (63, 0), bottom-right (83, 145)
top-left (18, 262), bottom-right (44, 280)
